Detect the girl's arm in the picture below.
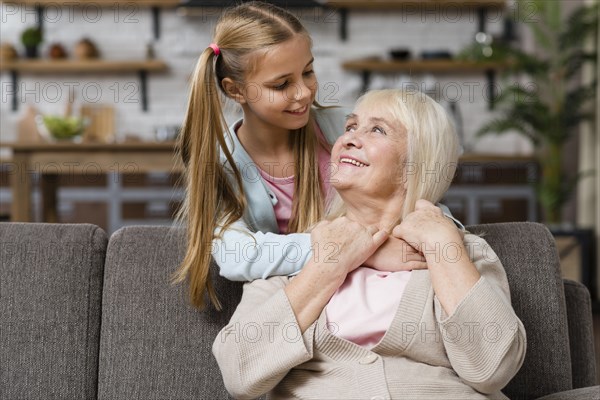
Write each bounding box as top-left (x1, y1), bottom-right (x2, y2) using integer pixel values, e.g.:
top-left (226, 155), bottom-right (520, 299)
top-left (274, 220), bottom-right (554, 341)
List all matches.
top-left (213, 217), bottom-right (390, 281)
top-left (212, 218), bottom-right (313, 281)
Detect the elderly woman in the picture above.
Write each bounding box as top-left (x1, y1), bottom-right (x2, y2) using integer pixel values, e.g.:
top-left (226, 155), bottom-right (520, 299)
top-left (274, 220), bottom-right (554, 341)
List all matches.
top-left (212, 89), bottom-right (526, 400)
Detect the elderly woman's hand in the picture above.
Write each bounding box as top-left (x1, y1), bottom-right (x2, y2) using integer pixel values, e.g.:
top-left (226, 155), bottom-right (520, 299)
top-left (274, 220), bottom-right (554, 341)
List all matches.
top-left (284, 217), bottom-right (388, 333)
top-left (364, 237), bottom-right (427, 272)
top-left (392, 199), bottom-right (479, 316)
top-left (310, 216), bottom-right (388, 279)
top-left (392, 199), bottom-right (464, 257)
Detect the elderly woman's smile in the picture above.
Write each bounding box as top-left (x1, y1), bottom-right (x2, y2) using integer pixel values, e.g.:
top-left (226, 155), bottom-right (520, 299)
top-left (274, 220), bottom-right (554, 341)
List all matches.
top-left (338, 156), bottom-right (368, 167)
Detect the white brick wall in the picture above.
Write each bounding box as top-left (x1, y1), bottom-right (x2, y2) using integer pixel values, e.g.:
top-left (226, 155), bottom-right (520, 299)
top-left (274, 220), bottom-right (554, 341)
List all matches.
top-left (0, 2), bottom-right (533, 155)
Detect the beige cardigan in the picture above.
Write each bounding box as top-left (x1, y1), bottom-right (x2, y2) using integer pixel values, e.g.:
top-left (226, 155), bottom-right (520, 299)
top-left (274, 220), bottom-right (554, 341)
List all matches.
top-left (213, 233), bottom-right (527, 399)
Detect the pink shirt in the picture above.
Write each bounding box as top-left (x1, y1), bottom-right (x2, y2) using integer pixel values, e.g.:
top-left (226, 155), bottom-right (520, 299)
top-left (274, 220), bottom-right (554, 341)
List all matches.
top-left (258, 124), bottom-right (332, 234)
top-left (326, 268), bottom-right (412, 348)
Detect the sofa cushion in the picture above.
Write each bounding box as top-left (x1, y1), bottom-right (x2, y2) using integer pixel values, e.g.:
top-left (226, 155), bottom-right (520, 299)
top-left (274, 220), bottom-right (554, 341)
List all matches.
top-left (98, 226), bottom-right (241, 400)
top-left (0, 222), bottom-right (107, 400)
top-left (468, 222), bottom-right (572, 400)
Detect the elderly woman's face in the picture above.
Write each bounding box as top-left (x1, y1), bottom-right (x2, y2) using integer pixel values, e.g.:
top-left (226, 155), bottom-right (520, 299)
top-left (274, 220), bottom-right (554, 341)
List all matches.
top-left (330, 101), bottom-right (408, 201)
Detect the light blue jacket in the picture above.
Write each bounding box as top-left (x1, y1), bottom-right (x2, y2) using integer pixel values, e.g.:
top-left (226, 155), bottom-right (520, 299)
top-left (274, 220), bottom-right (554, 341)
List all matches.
top-left (213, 106), bottom-right (462, 281)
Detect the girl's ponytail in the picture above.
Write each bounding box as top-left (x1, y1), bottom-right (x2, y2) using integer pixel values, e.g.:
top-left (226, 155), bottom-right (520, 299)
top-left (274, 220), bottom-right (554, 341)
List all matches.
top-left (173, 46), bottom-right (245, 310)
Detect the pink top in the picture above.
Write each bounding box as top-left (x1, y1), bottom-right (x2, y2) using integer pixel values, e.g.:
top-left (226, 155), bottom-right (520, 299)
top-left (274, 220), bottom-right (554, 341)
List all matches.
top-left (326, 268), bottom-right (412, 348)
top-left (258, 124), bottom-right (332, 233)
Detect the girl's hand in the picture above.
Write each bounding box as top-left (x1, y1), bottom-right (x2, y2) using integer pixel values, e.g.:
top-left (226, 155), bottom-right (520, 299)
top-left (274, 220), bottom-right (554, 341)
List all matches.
top-left (310, 216), bottom-right (388, 279)
top-left (392, 199), bottom-right (464, 258)
top-left (364, 237), bottom-right (427, 271)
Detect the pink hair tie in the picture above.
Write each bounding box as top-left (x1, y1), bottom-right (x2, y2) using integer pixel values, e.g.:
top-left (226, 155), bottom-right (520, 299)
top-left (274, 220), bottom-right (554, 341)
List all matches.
top-left (208, 43), bottom-right (220, 56)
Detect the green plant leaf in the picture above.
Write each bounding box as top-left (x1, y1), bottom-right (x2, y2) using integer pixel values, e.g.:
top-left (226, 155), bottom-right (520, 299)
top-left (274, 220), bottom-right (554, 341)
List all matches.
top-left (20, 27), bottom-right (43, 47)
top-left (565, 112), bottom-right (596, 130)
top-left (494, 84), bottom-right (539, 105)
top-left (564, 51), bottom-right (597, 80)
top-left (476, 117), bottom-right (540, 147)
top-left (565, 83), bottom-right (597, 116)
top-left (518, 0), bottom-right (555, 52)
top-left (559, 3), bottom-right (599, 51)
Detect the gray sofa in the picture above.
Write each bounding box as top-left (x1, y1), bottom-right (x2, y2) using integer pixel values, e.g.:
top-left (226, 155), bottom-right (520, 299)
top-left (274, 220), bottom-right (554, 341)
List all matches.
top-left (1, 222), bottom-right (598, 400)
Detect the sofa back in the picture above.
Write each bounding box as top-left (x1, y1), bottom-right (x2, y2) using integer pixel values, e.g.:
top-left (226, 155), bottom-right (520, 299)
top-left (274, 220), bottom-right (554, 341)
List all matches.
top-left (0, 223), bottom-right (106, 400)
top-left (96, 226), bottom-right (241, 399)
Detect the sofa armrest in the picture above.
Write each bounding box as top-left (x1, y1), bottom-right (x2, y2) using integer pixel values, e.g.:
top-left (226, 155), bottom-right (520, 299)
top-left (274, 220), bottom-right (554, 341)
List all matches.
top-left (535, 386), bottom-right (600, 400)
top-left (563, 279), bottom-right (597, 388)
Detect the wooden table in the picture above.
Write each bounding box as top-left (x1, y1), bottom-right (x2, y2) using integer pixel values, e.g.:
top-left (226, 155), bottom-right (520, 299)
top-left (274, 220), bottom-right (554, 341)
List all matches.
top-left (2, 142), bottom-right (537, 225)
top-left (2, 141), bottom-right (181, 223)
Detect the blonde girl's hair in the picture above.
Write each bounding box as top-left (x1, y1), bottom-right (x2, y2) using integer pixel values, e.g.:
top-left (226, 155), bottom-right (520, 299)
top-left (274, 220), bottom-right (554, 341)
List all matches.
top-left (172, 1), bottom-right (325, 310)
top-left (327, 89), bottom-right (460, 221)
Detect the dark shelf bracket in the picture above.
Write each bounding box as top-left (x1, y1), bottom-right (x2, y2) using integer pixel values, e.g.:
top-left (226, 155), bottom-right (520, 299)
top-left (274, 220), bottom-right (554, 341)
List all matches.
top-left (477, 7), bottom-right (487, 34)
top-left (10, 70), bottom-right (19, 112)
top-left (339, 8), bottom-right (348, 41)
top-left (360, 70), bottom-right (371, 93)
top-left (152, 7), bottom-right (160, 40)
top-left (139, 70), bottom-right (148, 112)
top-left (486, 69), bottom-right (496, 110)
top-left (36, 5), bottom-right (43, 31)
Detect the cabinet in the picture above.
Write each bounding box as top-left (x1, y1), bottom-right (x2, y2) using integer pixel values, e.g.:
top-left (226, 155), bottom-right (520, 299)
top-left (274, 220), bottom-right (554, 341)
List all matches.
top-left (443, 154), bottom-right (538, 225)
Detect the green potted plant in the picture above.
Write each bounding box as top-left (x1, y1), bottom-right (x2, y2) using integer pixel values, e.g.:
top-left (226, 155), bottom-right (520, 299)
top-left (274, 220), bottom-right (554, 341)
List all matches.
top-left (460, 0), bottom-right (598, 225)
top-left (21, 27), bottom-right (43, 58)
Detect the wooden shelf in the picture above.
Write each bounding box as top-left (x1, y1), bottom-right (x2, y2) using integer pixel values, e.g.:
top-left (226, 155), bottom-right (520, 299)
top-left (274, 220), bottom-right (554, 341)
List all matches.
top-left (326, 0), bottom-right (505, 9)
top-left (326, 0), bottom-right (506, 40)
top-left (5, 0), bottom-right (504, 10)
top-left (343, 58), bottom-right (505, 73)
top-left (0, 59), bottom-right (168, 112)
top-left (343, 58), bottom-right (505, 109)
top-left (2, 141), bottom-right (177, 152)
top-left (0, 59), bottom-right (168, 74)
top-left (2, 0), bottom-right (179, 7)
top-left (3, 1), bottom-right (178, 40)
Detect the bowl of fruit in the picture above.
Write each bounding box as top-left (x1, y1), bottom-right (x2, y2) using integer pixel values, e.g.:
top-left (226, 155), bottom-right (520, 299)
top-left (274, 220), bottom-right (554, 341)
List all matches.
top-left (36, 114), bottom-right (88, 141)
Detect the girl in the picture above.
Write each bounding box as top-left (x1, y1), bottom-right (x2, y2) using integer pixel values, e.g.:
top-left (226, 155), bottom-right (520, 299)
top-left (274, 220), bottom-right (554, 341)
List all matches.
top-left (173, 1), bottom-right (461, 309)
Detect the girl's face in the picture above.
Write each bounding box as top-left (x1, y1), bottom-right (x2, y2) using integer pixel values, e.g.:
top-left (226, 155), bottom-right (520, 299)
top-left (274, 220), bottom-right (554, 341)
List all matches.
top-left (330, 101), bottom-right (408, 202)
top-left (238, 35), bottom-right (317, 131)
